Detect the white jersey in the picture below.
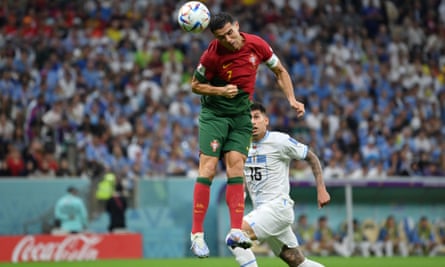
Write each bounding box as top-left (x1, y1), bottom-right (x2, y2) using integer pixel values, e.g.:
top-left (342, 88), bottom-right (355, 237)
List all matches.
top-left (244, 131), bottom-right (308, 208)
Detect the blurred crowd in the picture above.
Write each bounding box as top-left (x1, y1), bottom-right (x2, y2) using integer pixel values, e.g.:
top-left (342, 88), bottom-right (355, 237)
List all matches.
top-left (287, 214), bottom-right (445, 257)
top-left (0, 0), bottom-right (444, 193)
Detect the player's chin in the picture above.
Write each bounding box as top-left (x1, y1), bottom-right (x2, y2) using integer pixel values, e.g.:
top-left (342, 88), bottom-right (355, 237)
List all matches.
top-left (230, 42), bottom-right (241, 51)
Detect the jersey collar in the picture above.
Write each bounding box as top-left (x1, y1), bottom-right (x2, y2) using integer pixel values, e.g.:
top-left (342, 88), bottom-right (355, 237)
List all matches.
top-left (253, 130), bottom-right (269, 144)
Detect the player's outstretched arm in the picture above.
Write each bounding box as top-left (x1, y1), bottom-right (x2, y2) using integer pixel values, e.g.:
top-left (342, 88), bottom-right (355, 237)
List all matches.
top-left (270, 61), bottom-right (305, 118)
top-left (305, 150), bottom-right (331, 208)
top-left (191, 75), bottom-right (238, 98)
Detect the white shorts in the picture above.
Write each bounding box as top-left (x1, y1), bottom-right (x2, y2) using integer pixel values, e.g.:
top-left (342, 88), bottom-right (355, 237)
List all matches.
top-left (244, 195), bottom-right (299, 256)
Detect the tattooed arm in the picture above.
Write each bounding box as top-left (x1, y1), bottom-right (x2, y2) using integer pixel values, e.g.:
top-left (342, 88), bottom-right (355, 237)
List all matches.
top-left (305, 150), bottom-right (331, 208)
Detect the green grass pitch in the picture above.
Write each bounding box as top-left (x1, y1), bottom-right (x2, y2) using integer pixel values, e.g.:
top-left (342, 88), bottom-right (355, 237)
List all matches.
top-left (1, 257), bottom-right (444, 267)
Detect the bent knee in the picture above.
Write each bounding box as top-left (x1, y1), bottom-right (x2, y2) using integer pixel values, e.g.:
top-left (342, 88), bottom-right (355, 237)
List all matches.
top-left (199, 155), bottom-right (219, 177)
top-left (241, 220), bottom-right (257, 240)
top-left (279, 246), bottom-right (305, 267)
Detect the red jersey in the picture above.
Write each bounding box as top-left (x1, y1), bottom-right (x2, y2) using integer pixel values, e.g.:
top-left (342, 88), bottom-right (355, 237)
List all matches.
top-left (195, 32), bottom-right (275, 115)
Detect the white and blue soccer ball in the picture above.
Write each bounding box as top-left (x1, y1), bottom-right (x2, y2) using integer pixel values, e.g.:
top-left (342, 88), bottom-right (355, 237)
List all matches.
top-left (177, 1), bottom-right (210, 33)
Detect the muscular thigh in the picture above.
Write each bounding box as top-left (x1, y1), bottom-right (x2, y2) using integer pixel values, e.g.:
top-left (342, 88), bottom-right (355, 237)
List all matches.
top-left (224, 113), bottom-right (252, 156)
top-left (199, 111), bottom-right (229, 157)
top-left (244, 198), bottom-right (298, 255)
top-left (199, 111), bottom-right (252, 157)
top-left (265, 227), bottom-right (299, 256)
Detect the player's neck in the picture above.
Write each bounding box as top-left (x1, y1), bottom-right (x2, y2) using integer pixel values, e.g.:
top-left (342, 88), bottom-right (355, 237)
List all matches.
top-left (252, 130), bottom-right (268, 142)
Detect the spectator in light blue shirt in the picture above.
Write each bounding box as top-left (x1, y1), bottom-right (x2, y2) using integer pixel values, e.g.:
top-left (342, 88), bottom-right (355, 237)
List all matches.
top-left (54, 186), bottom-right (88, 233)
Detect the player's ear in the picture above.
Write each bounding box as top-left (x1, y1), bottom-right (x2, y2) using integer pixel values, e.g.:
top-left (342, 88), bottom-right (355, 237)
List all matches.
top-left (264, 115), bottom-right (269, 126)
top-left (234, 21), bottom-right (240, 31)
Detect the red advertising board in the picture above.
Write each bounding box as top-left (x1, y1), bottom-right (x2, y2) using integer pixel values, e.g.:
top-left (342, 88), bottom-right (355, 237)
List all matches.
top-left (0, 233), bottom-right (142, 262)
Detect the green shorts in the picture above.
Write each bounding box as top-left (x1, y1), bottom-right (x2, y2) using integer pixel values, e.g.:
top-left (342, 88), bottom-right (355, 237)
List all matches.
top-left (198, 108), bottom-right (252, 158)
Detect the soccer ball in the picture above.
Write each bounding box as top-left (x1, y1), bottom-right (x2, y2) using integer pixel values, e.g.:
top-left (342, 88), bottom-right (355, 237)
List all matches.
top-left (177, 1), bottom-right (211, 33)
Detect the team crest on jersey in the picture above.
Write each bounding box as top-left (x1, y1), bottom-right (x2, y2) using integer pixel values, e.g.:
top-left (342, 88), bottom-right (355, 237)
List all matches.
top-left (210, 139), bottom-right (220, 152)
top-left (249, 53), bottom-right (258, 69)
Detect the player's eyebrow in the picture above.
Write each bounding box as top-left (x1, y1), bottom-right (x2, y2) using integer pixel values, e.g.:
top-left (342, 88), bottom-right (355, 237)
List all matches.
top-left (215, 29), bottom-right (233, 40)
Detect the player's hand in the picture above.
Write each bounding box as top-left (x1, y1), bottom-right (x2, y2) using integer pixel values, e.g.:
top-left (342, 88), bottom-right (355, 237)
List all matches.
top-left (290, 100), bottom-right (305, 118)
top-left (222, 84), bottom-right (239, 98)
top-left (317, 188), bottom-right (331, 209)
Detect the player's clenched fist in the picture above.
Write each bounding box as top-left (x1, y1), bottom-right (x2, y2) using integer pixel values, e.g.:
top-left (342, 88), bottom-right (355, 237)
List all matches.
top-left (222, 84), bottom-right (238, 98)
top-left (289, 99), bottom-right (305, 118)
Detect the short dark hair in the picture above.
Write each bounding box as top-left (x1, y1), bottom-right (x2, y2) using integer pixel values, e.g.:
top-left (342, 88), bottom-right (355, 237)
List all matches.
top-left (67, 186), bottom-right (78, 194)
top-left (209, 12), bottom-right (234, 32)
top-left (250, 102), bottom-right (266, 113)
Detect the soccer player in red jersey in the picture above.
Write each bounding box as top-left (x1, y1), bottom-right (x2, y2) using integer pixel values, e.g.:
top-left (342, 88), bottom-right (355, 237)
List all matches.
top-left (190, 12), bottom-right (305, 258)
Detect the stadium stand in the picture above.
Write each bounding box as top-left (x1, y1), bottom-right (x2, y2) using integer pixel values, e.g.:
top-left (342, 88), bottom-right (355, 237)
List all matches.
top-left (0, 0), bottom-right (444, 216)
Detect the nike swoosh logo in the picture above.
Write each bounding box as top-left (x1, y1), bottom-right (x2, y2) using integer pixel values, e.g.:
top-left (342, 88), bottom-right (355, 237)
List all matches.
top-left (222, 63), bottom-right (232, 69)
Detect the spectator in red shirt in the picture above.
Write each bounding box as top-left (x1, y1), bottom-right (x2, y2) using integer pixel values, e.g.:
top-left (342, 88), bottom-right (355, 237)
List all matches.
top-left (5, 145), bottom-right (25, 176)
top-left (41, 152), bottom-right (59, 173)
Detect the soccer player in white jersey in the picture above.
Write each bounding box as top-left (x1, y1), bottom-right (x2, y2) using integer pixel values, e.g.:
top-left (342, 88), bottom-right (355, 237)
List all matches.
top-left (227, 102), bottom-right (331, 267)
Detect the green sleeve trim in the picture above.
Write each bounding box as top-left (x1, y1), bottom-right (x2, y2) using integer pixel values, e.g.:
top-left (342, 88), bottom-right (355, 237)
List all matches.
top-left (194, 70), bottom-right (208, 83)
top-left (227, 176), bottom-right (244, 184)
